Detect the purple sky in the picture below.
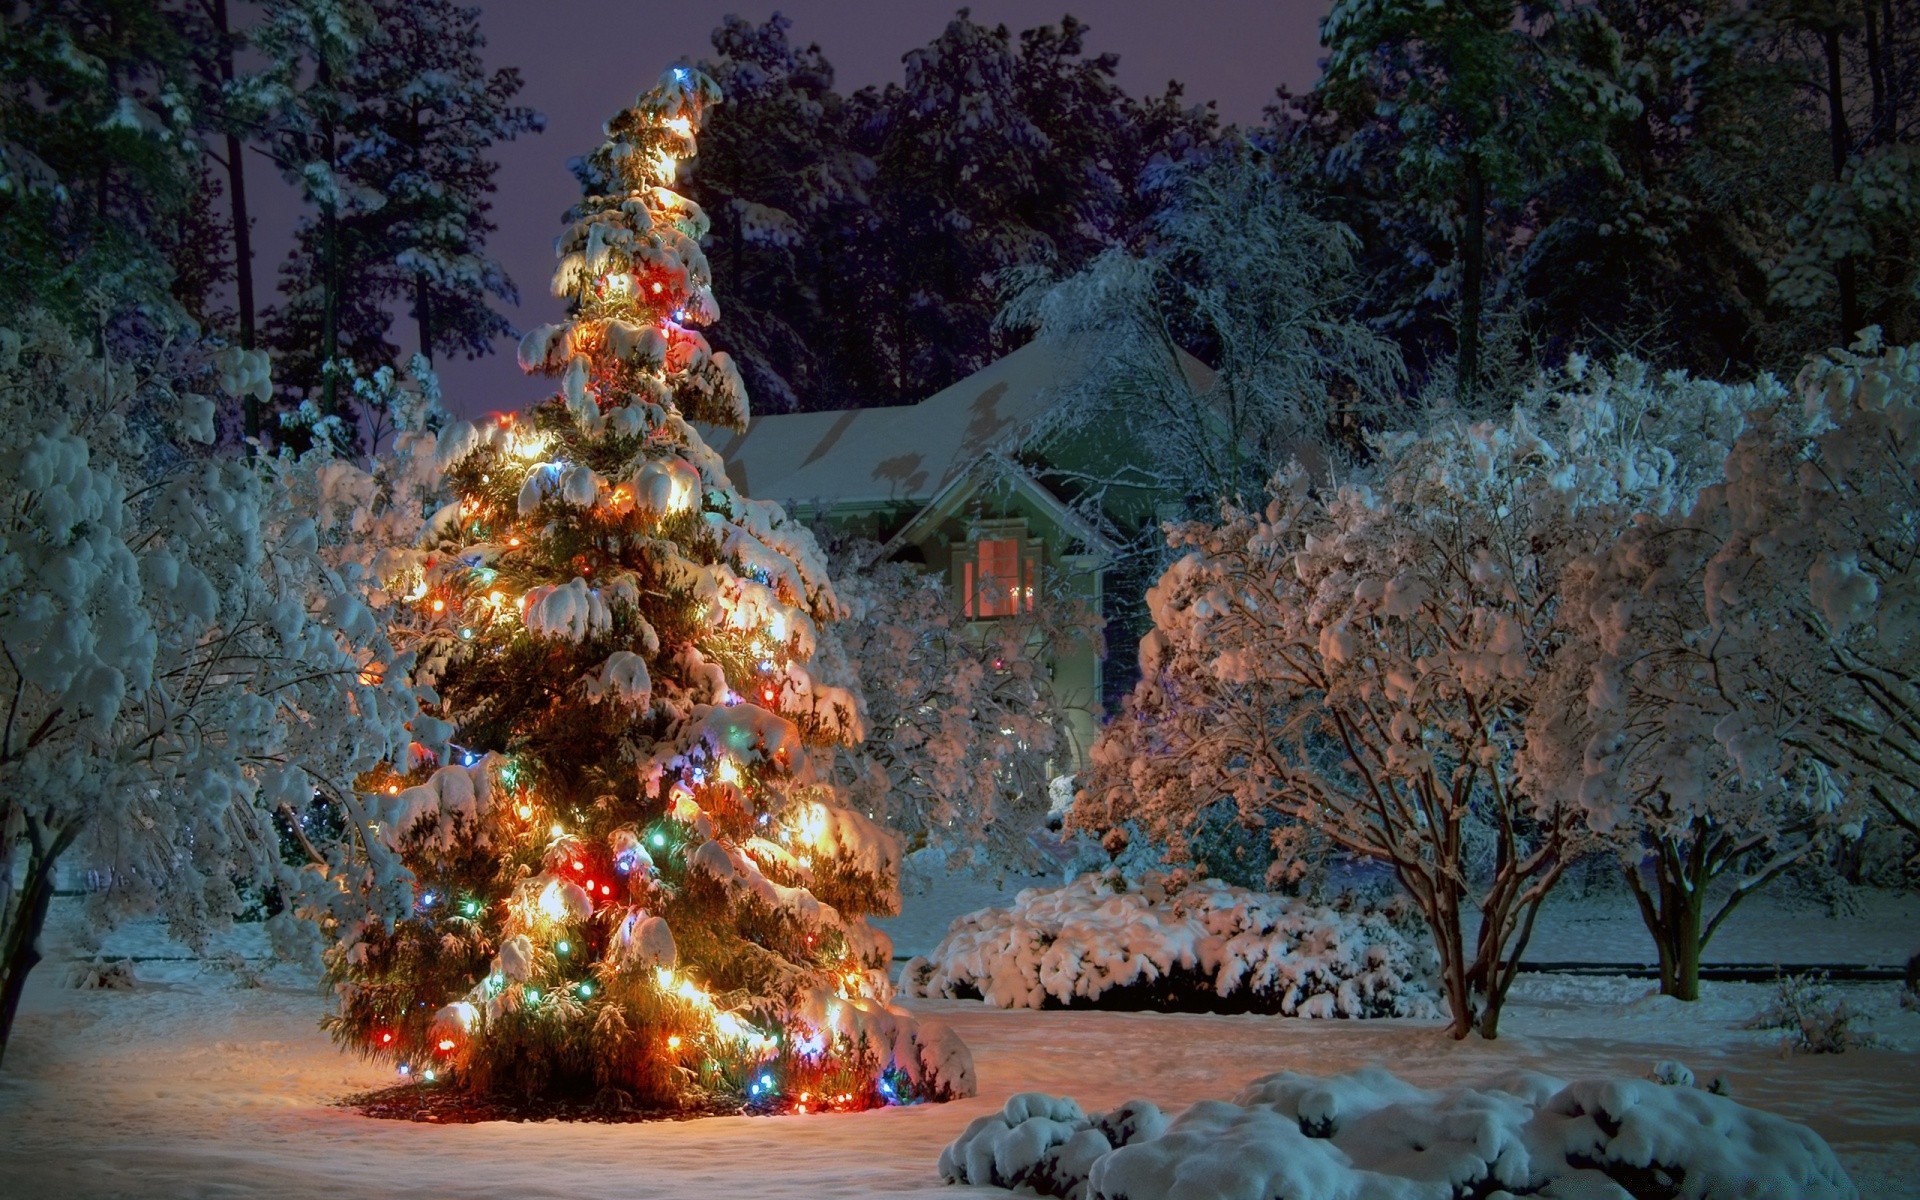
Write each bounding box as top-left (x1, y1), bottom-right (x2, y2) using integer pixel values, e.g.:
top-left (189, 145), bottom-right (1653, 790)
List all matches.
top-left (249, 1), bottom-right (1332, 418)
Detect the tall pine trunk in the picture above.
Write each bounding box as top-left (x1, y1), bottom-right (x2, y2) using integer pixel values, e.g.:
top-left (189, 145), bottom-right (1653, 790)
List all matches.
top-left (1825, 26), bottom-right (1862, 343)
top-left (213, 0), bottom-right (259, 438)
top-left (1458, 155), bottom-right (1486, 406)
top-left (414, 271), bottom-right (434, 367)
top-left (317, 57), bottom-right (341, 420)
top-left (227, 132), bottom-right (256, 338)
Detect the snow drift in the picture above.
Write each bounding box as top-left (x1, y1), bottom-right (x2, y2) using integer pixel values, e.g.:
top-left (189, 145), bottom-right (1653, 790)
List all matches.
top-left (939, 1065), bottom-right (1858, 1199)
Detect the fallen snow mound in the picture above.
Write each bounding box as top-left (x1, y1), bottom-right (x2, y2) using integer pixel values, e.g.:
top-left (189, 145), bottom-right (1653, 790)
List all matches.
top-left (901, 871), bottom-right (1437, 1017)
top-left (939, 1065), bottom-right (1858, 1200)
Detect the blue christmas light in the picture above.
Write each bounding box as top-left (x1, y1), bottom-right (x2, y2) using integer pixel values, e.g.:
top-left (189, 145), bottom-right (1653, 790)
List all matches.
top-left (650, 831), bottom-right (667, 849)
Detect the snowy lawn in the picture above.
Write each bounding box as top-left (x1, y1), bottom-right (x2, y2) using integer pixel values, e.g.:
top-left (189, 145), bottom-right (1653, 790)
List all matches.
top-left (2, 891), bottom-right (1917, 1199)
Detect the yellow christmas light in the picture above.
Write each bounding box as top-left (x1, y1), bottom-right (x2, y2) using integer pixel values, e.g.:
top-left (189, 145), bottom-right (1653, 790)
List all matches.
top-left (665, 474), bottom-right (694, 514)
top-left (510, 430), bottom-right (553, 461)
top-left (537, 880), bottom-right (568, 922)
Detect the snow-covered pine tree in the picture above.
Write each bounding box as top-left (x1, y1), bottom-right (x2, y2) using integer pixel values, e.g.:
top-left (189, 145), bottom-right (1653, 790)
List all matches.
top-left (256, 0), bottom-right (541, 440)
top-left (343, 0), bottom-right (542, 367)
top-left (322, 67), bottom-right (973, 1112)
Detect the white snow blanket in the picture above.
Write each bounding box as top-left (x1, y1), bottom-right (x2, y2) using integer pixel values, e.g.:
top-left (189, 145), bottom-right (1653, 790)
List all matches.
top-left (901, 872), bottom-right (1437, 1016)
top-left (939, 1065), bottom-right (1858, 1200)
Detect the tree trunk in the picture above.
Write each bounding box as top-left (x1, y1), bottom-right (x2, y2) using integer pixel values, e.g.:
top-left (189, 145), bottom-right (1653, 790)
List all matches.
top-left (228, 127), bottom-right (259, 440)
top-left (1825, 26), bottom-right (1863, 343)
top-left (318, 57), bottom-right (342, 420)
top-left (1625, 835), bottom-right (1709, 1002)
top-left (0, 823), bottom-right (73, 1069)
top-left (1864, 1), bottom-right (1887, 145)
top-left (414, 271), bottom-right (434, 367)
top-left (1419, 878), bottom-right (1476, 1040)
top-left (1457, 155), bottom-right (1486, 405)
top-left (213, 0), bottom-right (254, 349)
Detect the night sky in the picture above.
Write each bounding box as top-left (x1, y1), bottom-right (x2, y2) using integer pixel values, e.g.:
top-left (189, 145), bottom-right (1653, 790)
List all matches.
top-left (252, 1), bottom-right (1333, 417)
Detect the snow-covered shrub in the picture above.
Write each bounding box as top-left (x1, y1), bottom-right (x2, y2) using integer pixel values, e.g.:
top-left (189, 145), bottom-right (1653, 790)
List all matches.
top-left (937, 1092), bottom-right (1168, 1198)
top-left (939, 1065), bottom-right (1859, 1200)
top-left (901, 871), bottom-right (1437, 1017)
top-left (1744, 972), bottom-right (1876, 1055)
top-left (819, 540), bottom-right (1101, 874)
top-left (63, 959), bottom-right (136, 991)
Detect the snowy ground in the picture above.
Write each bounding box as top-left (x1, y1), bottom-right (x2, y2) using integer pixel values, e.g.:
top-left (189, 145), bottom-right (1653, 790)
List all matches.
top-left (3, 881), bottom-right (1917, 1199)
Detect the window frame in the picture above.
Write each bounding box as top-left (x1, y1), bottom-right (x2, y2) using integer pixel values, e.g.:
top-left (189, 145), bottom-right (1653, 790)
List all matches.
top-left (955, 519), bottom-right (1043, 620)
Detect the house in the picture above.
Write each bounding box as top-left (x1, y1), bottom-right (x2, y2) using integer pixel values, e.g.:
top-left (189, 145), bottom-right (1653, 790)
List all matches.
top-left (705, 336), bottom-right (1213, 766)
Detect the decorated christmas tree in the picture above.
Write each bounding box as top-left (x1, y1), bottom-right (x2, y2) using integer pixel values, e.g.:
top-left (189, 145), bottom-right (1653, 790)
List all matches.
top-left (323, 67), bottom-right (973, 1113)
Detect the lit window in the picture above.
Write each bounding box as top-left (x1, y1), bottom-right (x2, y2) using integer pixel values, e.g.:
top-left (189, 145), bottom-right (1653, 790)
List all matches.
top-left (958, 531), bottom-right (1039, 618)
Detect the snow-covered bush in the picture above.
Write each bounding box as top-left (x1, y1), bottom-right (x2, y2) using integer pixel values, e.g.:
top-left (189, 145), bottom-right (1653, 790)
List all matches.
top-left (1744, 972), bottom-right (1877, 1056)
top-left (0, 312), bottom-right (417, 1063)
top-left (820, 542), bottom-right (1101, 874)
top-left (901, 871), bottom-right (1436, 1017)
top-left (940, 1065), bottom-right (1859, 1200)
top-left (1076, 361), bottom-right (1748, 1038)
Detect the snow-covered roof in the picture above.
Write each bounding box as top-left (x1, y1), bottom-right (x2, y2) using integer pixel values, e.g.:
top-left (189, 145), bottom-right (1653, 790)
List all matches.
top-left (704, 337), bottom-right (1212, 509)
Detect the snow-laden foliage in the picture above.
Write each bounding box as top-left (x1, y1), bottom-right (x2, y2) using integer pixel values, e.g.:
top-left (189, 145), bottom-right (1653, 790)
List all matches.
top-left (940, 1066), bottom-right (1858, 1200)
top-left (1075, 357), bottom-right (1757, 1038)
top-left (818, 544), bottom-right (1102, 874)
top-left (0, 312), bottom-right (416, 1060)
top-left (1521, 354), bottom-right (1873, 999)
top-left (901, 871), bottom-right (1436, 1017)
top-left (1666, 338), bottom-right (1920, 849)
top-left (1525, 339), bottom-right (1920, 1005)
top-left (321, 69), bottom-right (971, 1112)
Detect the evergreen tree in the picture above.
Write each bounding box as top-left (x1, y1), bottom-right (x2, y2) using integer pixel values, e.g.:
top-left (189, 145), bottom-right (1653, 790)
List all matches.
top-left (688, 14), bottom-right (853, 413)
top-left (0, 0), bottom-right (203, 318)
top-left (251, 0), bottom-right (376, 429)
top-left (258, 0), bottom-right (540, 438)
top-left (323, 68), bottom-right (973, 1111)
top-left (1766, 0), bottom-right (1920, 347)
top-left (1317, 0), bottom-right (1638, 403)
top-left (350, 0), bottom-right (543, 366)
top-left (1504, 0), bottom-right (1819, 374)
top-left (689, 12), bottom-right (1209, 412)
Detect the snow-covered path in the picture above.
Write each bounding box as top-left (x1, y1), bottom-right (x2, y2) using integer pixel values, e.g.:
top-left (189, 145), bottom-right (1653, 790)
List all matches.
top-left (3, 894), bottom-right (1917, 1198)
